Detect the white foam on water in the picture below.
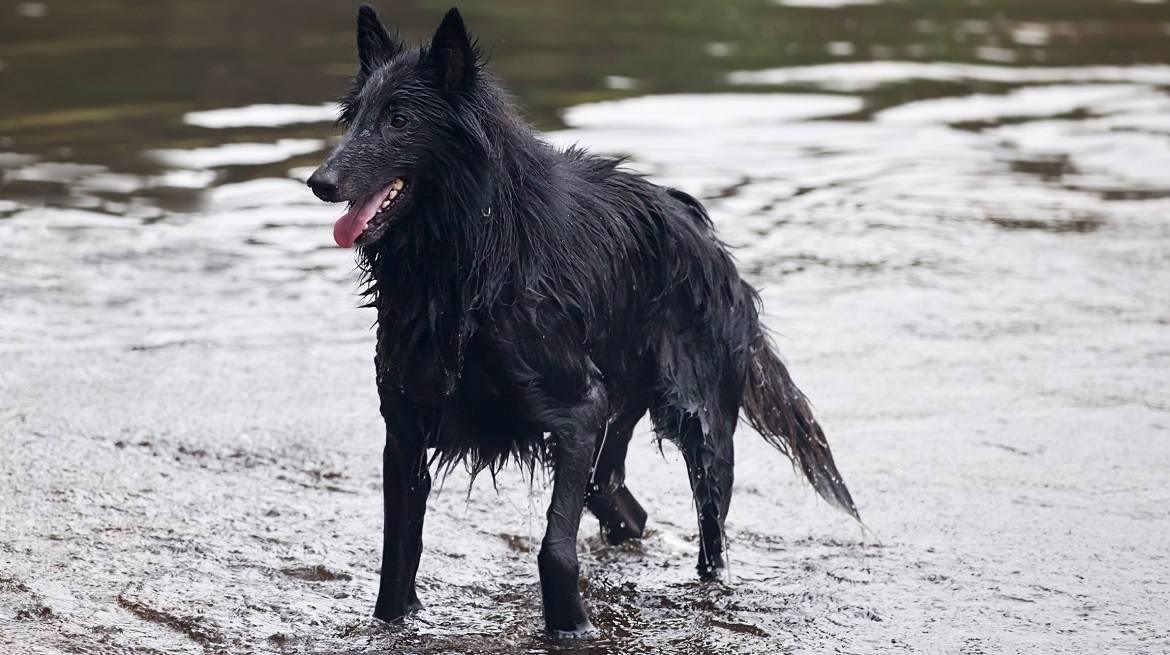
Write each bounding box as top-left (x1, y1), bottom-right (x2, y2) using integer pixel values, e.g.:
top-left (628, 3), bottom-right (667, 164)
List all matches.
top-left (774, 0), bottom-right (881, 7)
top-left (151, 169), bottom-right (219, 189)
top-left (993, 120), bottom-right (1170, 188)
top-left (561, 93), bottom-right (863, 130)
top-left (727, 61), bottom-right (1170, 91)
top-left (1012, 23), bottom-right (1052, 47)
top-left (146, 139), bottom-right (326, 169)
top-left (205, 178), bottom-right (315, 210)
top-left (73, 172), bottom-right (145, 194)
top-left (184, 103), bottom-right (339, 129)
top-left (0, 152), bottom-right (38, 168)
top-left (41, 169), bottom-right (218, 194)
top-left (287, 165), bottom-right (317, 183)
top-left (875, 84), bottom-right (1153, 124)
top-left (7, 162), bottom-right (106, 183)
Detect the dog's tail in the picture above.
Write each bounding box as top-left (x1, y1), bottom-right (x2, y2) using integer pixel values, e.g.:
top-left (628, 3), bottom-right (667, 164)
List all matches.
top-left (742, 331), bottom-right (859, 520)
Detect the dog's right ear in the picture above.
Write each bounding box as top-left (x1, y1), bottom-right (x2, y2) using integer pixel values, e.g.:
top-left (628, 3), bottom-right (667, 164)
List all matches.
top-left (356, 4), bottom-right (400, 74)
top-left (425, 8), bottom-right (478, 94)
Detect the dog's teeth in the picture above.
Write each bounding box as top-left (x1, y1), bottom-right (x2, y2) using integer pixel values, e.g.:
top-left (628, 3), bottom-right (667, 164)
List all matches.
top-left (391, 178), bottom-right (404, 191)
top-left (380, 200), bottom-right (391, 210)
top-left (388, 189), bottom-right (399, 200)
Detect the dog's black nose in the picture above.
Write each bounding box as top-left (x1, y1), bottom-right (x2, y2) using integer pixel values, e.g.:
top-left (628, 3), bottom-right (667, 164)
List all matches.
top-left (307, 168), bottom-right (342, 202)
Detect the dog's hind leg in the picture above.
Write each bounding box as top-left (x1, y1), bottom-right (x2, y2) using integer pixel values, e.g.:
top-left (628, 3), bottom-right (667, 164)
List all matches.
top-left (652, 401), bottom-right (736, 578)
top-left (585, 412), bottom-right (649, 545)
top-left (650, 332), bottom-right (743, 579)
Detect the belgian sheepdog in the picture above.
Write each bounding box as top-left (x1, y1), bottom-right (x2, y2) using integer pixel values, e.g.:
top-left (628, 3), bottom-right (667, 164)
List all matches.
top-left (307, 5), bottom-right (858, 637)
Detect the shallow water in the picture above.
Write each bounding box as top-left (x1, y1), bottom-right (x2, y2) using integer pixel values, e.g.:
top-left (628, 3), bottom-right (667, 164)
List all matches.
top-left (2, 1), bottom-right (1169, 653)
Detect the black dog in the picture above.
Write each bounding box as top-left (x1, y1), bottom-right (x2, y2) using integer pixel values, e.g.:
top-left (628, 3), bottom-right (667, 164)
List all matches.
top-left (307, 5), bottom-right (858, 637)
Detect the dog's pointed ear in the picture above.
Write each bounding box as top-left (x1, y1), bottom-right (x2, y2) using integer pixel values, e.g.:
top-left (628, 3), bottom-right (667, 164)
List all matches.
top-left (425, 8), bottom-right (478, 93)
top-left (356, 4), bottom-right (400, 74)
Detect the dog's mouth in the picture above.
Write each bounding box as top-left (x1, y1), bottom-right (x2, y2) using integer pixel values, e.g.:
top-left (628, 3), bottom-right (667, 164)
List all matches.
top-left (332, 177), bottom-right (411, 248)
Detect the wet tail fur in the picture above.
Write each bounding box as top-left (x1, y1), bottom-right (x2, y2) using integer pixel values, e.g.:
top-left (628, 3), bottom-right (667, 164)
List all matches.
top-left (743, 332), bottom-right (859, 520)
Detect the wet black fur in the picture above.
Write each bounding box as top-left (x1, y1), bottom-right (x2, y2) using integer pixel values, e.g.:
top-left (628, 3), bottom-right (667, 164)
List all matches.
top-left (308, 5), bottom-right (858, 636)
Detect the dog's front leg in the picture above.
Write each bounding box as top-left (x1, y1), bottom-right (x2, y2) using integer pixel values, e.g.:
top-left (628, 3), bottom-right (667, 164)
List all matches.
top-left (373, 413), bottom-right (430, 623)
top-left (539, 430), bottom-right (594, 636)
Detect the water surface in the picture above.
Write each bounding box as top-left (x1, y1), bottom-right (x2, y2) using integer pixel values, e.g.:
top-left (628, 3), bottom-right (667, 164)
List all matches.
top-left (1, 1), bottom-right (1168, 653)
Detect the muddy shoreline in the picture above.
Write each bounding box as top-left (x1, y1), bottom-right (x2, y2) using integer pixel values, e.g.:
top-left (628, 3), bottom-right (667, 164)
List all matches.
top-left (3, 245), bottom-right (1167, 652)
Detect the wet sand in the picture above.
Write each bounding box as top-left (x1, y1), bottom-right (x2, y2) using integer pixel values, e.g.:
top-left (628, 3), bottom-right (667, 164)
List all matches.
top-left (2, 200), bottom-right (1167, 652)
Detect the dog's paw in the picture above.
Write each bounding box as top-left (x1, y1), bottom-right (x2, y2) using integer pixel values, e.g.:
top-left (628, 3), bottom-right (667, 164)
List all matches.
top-left (545, 620), bottom-right (598, 640)
top-left (372, 597), bottom-right (423, 624)
top-left (697, 555), bottom-right (727, 582)
top-left (589, 485), bottom-right (649, 545)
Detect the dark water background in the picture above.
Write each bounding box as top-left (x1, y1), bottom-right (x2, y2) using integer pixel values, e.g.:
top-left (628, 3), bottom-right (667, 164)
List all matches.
top-left (2, 1), bottom-right (1169, 653)
top-left (3, 0), bottom-right (1170, 183)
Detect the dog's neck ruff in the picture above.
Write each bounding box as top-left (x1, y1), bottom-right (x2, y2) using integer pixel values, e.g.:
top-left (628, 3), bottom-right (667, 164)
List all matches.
top-left (359, 174), bottom-right (519, 399)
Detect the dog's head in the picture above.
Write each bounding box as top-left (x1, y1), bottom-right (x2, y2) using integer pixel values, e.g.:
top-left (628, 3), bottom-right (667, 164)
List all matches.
top-left (308, 5), bottom-right (481, 248)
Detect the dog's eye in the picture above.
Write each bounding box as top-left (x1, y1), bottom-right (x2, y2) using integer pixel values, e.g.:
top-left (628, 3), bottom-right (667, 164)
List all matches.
top-left (389, 115), bottom-right (408, 129)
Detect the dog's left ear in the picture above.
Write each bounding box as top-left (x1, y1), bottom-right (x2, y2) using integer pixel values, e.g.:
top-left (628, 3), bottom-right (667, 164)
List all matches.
top-left (426, 8), bottom-right (477, 94)
top-left (357, 5), bottom-right (400, 74)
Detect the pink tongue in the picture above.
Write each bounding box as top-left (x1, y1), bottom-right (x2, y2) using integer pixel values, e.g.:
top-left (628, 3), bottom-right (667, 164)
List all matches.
top-left (332, 184), bottom-right (392, 248)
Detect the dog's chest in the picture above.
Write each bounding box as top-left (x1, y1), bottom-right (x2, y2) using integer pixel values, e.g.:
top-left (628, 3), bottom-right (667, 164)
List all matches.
top-left (377, 328), bottom-right (542, 459)
top-left (375, 323), bottom-right (522, 410)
